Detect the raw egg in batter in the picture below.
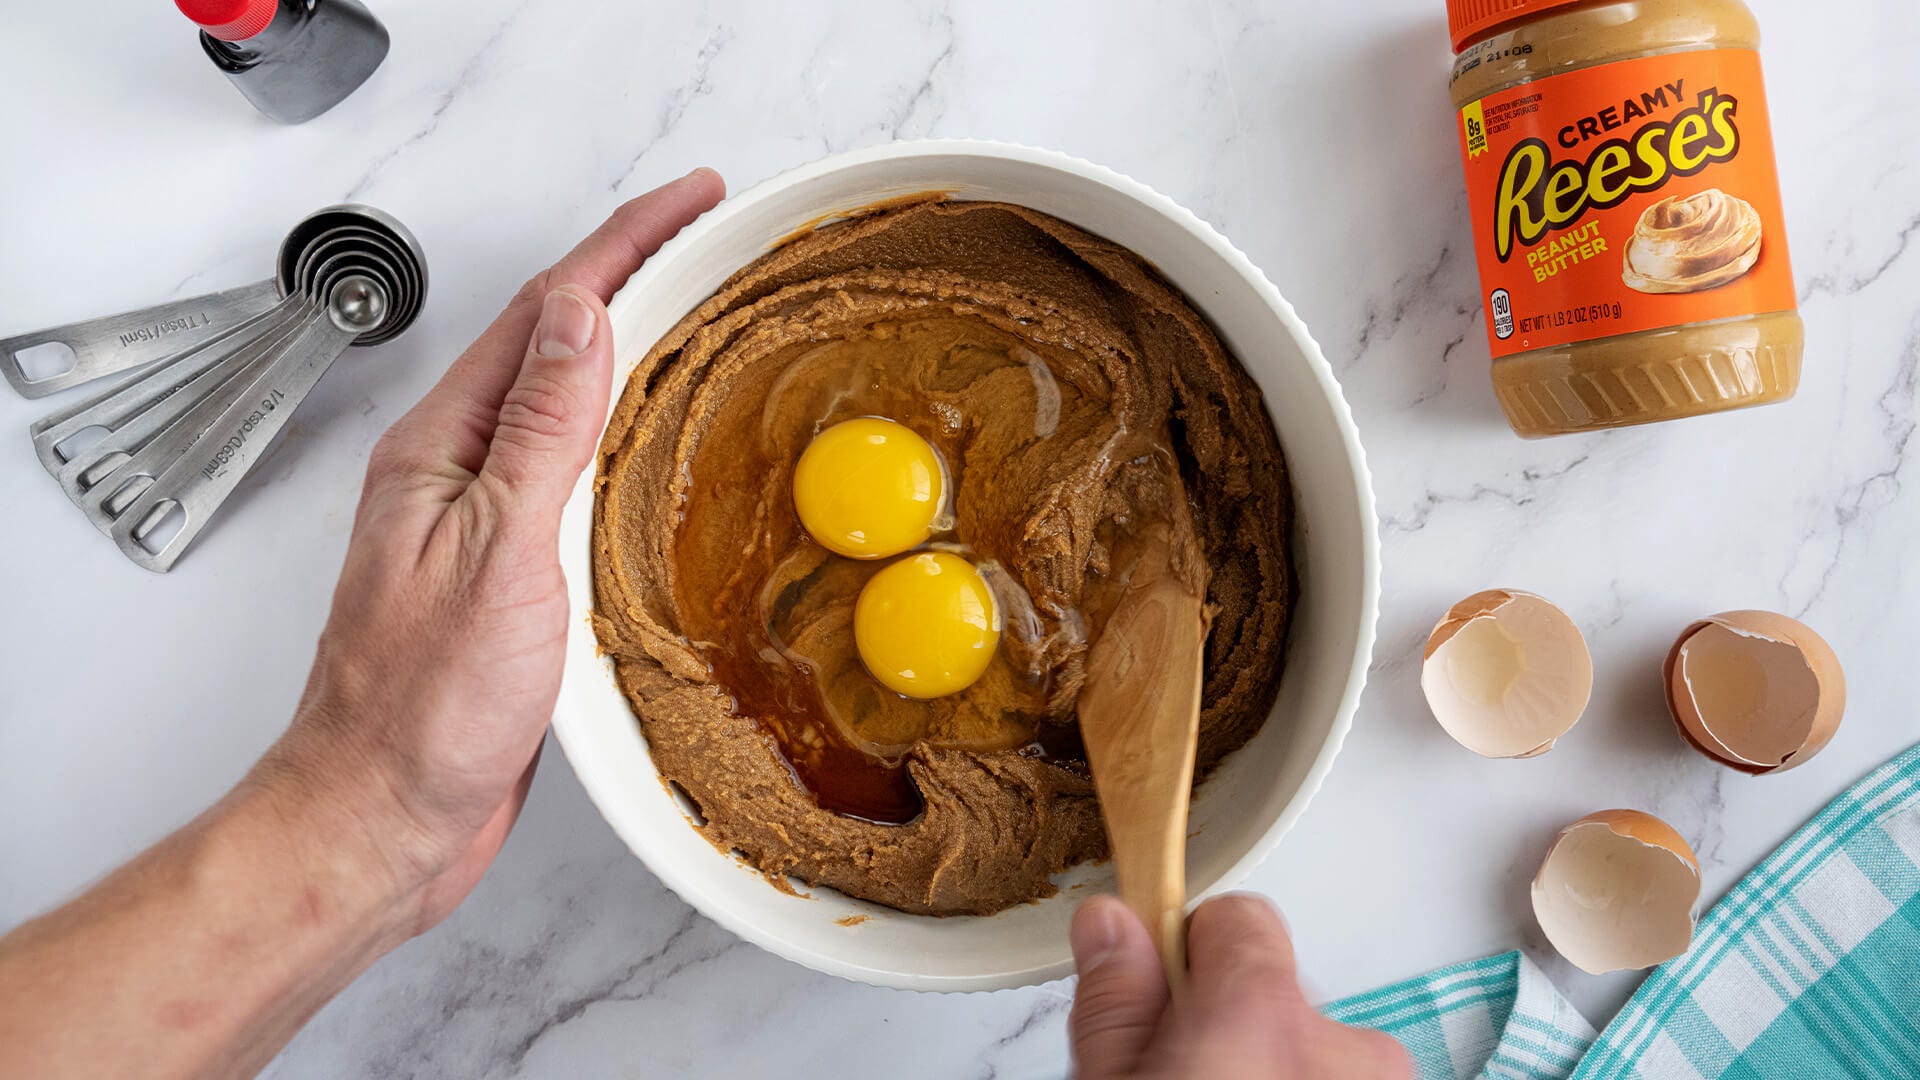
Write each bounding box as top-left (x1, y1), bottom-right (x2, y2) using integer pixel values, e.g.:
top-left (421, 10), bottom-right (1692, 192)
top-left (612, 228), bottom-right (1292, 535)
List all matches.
top-left (854, 552), bottom-right (1000, 698)
top-left (792, 417), bottom-right (945, 559)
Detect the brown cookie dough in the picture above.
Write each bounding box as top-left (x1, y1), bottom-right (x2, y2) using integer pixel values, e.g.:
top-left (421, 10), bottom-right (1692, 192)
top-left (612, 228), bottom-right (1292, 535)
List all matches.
top-left (591, 200), bottom-right (1291, 915)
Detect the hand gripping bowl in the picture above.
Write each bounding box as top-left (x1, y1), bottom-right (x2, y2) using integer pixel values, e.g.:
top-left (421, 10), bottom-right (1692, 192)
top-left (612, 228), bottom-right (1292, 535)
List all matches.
top-left (553, 140), bottom-right (1379, 992)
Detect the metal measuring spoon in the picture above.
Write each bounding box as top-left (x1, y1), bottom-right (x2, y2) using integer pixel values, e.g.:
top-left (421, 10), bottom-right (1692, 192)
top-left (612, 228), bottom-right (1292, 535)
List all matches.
top-left (0, 204), bottom-right (425, 397)
top-left (109, 273), bottom-right (394, 573)
top-left (21, 205), bottom-right (426, 572)
top-left (45, 300), bottom-right (319, 514)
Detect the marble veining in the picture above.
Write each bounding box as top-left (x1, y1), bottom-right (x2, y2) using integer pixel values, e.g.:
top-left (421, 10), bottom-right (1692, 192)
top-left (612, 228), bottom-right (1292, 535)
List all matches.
top-left (3, 1), bottom-right (1918, 1077)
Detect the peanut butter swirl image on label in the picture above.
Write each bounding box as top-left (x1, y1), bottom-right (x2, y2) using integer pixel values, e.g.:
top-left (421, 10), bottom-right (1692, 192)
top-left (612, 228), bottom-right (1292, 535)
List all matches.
top-left (1622, 188), bottom-right (1763, 294)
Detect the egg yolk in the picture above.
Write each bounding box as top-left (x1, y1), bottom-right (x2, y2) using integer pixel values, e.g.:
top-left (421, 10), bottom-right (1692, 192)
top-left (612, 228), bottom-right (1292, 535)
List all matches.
top-left (792, 417), bottom-right (945, 560)
top-left (854, 552), bottom-right (1001, 699)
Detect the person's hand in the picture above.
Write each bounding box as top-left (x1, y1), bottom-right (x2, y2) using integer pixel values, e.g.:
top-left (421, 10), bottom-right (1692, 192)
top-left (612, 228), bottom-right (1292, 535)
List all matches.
top-left (252, 169), bottom-right (727, 935)
top-left (1070, 894), bottom-right (1412, 1079)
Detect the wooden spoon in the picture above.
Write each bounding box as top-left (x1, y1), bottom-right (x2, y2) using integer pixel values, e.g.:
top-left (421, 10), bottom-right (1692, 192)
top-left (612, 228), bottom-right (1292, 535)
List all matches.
top-left (1077, 523), bottom-right (1210, 991)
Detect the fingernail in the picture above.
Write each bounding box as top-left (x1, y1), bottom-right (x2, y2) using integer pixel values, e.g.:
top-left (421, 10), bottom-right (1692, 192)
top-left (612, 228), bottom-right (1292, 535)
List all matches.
top-left (1219, 890), bottom-right (1287, 924)
top-left (1071, 896), bottom-right (1126, 975)
top-left (536, 288), bottom-right (596, 358)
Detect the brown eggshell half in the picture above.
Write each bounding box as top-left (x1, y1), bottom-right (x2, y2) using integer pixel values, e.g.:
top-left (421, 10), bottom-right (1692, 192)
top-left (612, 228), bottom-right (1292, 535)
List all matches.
top-left (1531, 809), bottom-right (1700, 975)
top-left (1663, 611), bottom-right (1845, 775)
top-left (1421, 589), bottom-right (1593, 759)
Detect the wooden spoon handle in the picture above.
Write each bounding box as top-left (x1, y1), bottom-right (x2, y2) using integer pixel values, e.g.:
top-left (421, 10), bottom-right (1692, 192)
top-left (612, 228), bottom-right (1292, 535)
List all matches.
top-left (1112, 828), bottom-right (1191, 993)
top-left (1082, 570), bottom-right (1207, 994)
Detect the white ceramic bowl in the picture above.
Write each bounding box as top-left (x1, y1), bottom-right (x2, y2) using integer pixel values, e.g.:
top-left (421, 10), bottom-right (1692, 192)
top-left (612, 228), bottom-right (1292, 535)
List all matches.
top-left (553, 140), bottom-right (1378, 992)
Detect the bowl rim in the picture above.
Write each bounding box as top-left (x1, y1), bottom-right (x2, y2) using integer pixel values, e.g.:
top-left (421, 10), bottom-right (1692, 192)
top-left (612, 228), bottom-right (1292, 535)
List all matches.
top-left (552, 137), bottom-right (1381, 990)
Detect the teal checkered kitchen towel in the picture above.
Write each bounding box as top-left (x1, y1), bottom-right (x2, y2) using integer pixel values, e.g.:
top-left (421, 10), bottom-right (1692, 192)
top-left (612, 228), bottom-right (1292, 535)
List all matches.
top-left (1325, 741), bottom-right (1920, 1079)
top-left (1325, 950), bottom-right (1597, 1077)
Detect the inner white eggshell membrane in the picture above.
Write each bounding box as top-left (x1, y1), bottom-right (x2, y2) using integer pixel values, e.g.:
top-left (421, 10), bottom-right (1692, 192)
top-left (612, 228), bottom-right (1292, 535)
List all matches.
top-left (1532, 815), bottom-right (1700, 975)
top-left (1421, 590), bottom-right (1593, 758)
top-left (1677, 622), bottom-right (1818, 767)
top-left (1665, 611), bottom-right (1845, 775)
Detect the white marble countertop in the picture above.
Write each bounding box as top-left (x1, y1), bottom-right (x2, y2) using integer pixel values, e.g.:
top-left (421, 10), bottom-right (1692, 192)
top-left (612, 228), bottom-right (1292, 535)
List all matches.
top-left (3, 1), bottom-right (1916, 1076)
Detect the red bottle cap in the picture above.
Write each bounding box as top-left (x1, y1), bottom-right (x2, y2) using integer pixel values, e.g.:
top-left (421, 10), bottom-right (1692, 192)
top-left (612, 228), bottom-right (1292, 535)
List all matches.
top-left (176, 0), bottom-right (278, 41)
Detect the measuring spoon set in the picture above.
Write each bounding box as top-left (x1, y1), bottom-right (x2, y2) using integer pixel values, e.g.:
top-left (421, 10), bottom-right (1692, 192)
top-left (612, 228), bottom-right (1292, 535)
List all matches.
top-left (2, 205), bottom-right (427, 572)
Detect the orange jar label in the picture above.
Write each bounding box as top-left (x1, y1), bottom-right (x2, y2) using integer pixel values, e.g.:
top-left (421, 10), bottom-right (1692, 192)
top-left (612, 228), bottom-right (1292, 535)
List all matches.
top-left (1457, 50), bottom-right (1794, 359)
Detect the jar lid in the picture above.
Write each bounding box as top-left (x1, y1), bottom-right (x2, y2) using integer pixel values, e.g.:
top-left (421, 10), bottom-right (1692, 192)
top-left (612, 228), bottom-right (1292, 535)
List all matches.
top-left (176, 0), bottom-right (278, 42)
top-left (1446, 0), bottom-right (1587, 52)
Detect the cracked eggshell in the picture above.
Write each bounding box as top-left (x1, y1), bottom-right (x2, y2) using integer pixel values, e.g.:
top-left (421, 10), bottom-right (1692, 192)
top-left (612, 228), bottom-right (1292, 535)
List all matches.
top-left (1420, 589), bottom-right (1593, 758)
top-left (1664, 611), bottom-right (1845, 775)
top-left (1532, 810), bottom-right (1700, 975)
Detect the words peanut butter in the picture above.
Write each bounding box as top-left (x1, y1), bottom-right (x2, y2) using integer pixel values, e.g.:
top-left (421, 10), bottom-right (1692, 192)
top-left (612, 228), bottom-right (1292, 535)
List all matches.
top-left (1448, 0), bottom-right (1804, 437)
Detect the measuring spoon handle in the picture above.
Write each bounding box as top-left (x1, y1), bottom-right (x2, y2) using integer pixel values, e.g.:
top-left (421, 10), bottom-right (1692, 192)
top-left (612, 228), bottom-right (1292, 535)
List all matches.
top-left (1, 279), bottom-right (281, 399)
top-left (110, 313), bottom-right (358, 573)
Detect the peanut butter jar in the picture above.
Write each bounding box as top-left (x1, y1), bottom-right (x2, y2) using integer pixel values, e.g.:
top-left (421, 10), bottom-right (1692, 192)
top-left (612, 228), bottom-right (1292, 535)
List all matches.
top-left (1447, 0), bottom-right (1804, 437)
